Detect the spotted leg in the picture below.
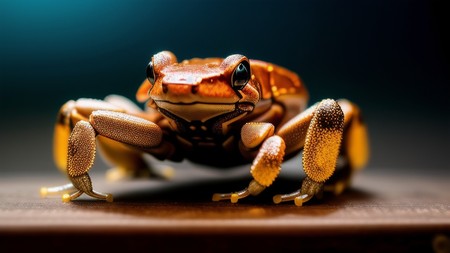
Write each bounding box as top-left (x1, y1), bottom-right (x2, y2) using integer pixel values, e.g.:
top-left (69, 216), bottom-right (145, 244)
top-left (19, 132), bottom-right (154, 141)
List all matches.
top-left (100, 95), bottom-right (171, 181)
top-left (273, 99), bottom-right (368, 206)
top-left (42, 107), bottom-right (163, 202)
top-left (49, 97), bottom-right (157, 179)
top-left (212, 122), bottom-right (285, 203)
top-left (212, 99), bottom-right (342, 204)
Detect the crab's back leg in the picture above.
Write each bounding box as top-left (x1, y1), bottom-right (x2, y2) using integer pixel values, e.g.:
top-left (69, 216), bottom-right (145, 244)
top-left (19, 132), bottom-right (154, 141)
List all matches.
top-left (338, 99), bottom-right (369, 171)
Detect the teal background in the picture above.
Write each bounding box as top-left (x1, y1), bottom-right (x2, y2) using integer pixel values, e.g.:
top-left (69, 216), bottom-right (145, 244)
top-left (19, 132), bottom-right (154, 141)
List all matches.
top-left (0, 0), bottom-right (448, 173)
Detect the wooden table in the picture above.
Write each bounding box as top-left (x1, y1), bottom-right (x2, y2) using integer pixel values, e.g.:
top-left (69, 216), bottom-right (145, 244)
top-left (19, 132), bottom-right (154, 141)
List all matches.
top-left (0, 161), bottom-right (449, 252)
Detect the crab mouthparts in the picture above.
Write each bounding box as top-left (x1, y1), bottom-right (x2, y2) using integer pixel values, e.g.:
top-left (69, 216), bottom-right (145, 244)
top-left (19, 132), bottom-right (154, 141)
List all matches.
top-left (154, 101), bottom-right (253, 123)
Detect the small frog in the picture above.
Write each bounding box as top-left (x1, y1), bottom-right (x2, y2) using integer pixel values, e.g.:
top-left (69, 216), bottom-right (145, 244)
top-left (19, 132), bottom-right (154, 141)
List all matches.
top-left (41, 51), bottom-right (369, 206)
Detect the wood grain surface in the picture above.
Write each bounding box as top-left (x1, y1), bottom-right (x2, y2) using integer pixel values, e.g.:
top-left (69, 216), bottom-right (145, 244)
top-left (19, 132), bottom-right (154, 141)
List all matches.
top-left (0, 162), bottom-right (449, 252)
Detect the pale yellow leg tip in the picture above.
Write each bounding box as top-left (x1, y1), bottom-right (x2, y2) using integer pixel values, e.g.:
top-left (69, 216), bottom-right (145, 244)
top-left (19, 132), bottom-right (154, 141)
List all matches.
top-left (230, 194), bottom-right (239, 203)
top-left (160, 166), bottom-right (175, 180)
top-left (40, 187), bottom-right (48, 198)
top-left (294, 197), bottom-right (303, 207)
top-left (62, 194), bottom-right (71, 203)
top-left (334, 182), bottom-right (345, 196)
top-left (273, 195), bottom-right (282, 204)
top-left (106, 194), bottom-right (114, 203)
top-left (212, 194), bottom-right (221, 202)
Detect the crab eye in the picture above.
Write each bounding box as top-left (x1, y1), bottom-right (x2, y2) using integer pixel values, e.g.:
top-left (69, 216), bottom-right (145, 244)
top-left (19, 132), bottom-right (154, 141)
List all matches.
top-left (231, 61), bottom-right (250, 90)
top-left (146, 61), bottom-right (155, 84)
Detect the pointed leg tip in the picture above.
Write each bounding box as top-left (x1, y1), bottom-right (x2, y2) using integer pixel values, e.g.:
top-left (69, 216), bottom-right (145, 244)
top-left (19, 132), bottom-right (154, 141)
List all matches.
top-left (40, 187), bottom-right (48, 198)
top-left (294, 197), bottom-right (303, 207)
top-left (211, 185), bottom-right (253, 204)
top-left (106, 194), bottom-right (114, 202)
top-left (212, 194), bottom-right (221, 202)
top-left (160, 166), bottom-right (175, 180)
top-left (273, 195), bottom-right (282, 204)
top-left (62, 193), bottom-right (71, 203)
top-left (230, 194), bottom-right (239, 203)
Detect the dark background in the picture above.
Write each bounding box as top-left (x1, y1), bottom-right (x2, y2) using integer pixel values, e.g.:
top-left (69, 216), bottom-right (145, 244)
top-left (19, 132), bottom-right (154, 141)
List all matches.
top-left (0, 0), bottom-right (448, 175)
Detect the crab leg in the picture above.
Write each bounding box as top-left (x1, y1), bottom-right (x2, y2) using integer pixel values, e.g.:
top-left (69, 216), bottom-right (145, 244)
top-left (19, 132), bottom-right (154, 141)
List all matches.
top-left (40, 183), bottom-right (75, 198)
top-left (274, 99), bottom-right (344, 206)
top-left (212, 180), bottom-right (265, 203)
top-left (213, 123), bottom-right (285, 203)
top-left (54, 110), bottom-right (163, 202)
top-left (61, 120), bottom-right (112, 202)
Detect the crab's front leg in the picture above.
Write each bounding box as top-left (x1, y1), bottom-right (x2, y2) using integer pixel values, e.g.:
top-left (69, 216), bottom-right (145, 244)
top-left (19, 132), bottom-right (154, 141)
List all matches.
top-left (273, 99), bottom-right (344, 206)
top-left (212, 123), bottom-right (285, 203)
top-left (56, 111), bottom-right (162, 202)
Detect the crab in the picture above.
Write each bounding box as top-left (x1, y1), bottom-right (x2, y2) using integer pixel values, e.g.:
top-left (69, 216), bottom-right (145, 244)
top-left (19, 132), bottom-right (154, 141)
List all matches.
top-left (40, 51), bottom-right (369, 206)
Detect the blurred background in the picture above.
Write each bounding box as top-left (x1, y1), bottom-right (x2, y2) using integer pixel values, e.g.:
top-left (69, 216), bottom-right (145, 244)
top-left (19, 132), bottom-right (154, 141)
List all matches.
top-left (0, 0), bottom-right (448, 175)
